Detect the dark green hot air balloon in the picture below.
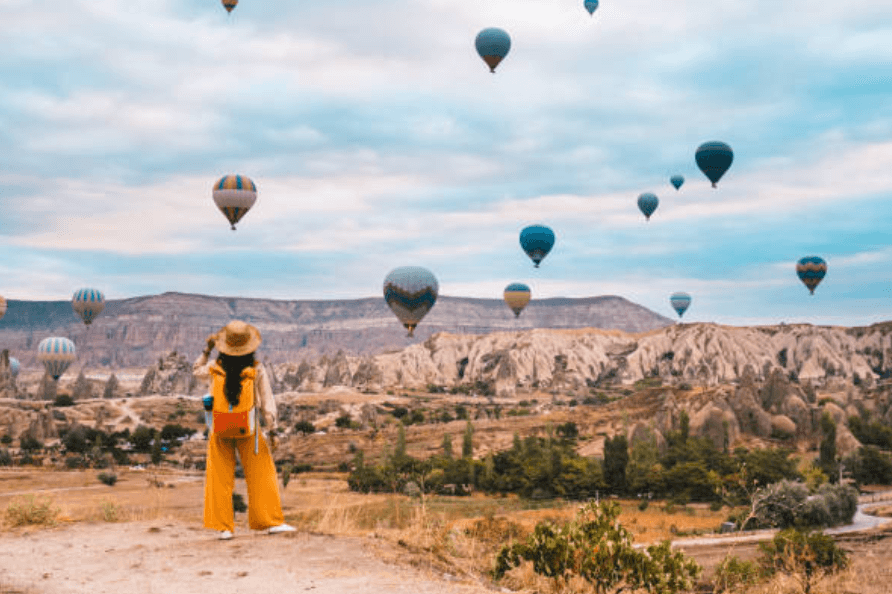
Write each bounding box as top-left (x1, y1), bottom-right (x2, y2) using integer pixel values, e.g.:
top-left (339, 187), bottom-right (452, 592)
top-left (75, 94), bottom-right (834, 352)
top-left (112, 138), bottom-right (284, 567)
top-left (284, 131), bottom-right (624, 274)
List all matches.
top-left (519, 225), bottom-right (555, 268)
top-left (670, 175), bottom-right (684, 190)
top-left (637, 193), bottom-right (659, 221)
top-left (475, 28), bottom-right (511, 73)
top-left (695, 141), bottom-right (733, 188)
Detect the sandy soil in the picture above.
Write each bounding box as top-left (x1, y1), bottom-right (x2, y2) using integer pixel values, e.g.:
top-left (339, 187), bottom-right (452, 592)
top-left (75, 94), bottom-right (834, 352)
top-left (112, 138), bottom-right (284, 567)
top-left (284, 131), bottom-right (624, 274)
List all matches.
top-left (0, 520), bottom-right (494, 594)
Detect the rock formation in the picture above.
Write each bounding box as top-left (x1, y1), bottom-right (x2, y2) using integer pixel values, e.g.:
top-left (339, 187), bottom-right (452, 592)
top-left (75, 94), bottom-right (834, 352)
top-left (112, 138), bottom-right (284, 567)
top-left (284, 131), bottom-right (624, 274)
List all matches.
top-left (139, 352), bottom-right (197, 396)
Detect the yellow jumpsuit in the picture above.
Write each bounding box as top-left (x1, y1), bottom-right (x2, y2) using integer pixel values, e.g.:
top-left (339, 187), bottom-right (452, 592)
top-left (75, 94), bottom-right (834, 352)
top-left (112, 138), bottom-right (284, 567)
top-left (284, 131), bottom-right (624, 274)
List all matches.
top-left (194, 354), bottom-right (284, 532)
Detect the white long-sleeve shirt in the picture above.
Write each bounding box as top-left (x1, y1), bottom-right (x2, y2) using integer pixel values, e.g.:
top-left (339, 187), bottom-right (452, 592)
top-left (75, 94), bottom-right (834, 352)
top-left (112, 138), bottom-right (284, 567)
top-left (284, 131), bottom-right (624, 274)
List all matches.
top-left (193, 352), bottom-right (278, 429)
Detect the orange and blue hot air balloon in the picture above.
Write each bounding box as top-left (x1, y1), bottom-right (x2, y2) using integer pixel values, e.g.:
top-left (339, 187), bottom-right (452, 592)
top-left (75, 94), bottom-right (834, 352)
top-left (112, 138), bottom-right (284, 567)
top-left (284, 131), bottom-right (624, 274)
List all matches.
top-left (222, 0), bottom-right (238, 13)
top-left (37, 337), bottom-right (76, 381)
top-left (584, 0), bottom-right (599, 15)
top-left (670, 175), bottom-right (684, 190)
top-left (520, 225), bottom-right (555, 268)
top-left (213, 174), bottom-right (257, 231)
top-left (383, 267), bottom-right (439, 337)
top-left (503, 283), bottom-right (531, 318)
top-left (475, 28), bottom-right (511, 73)
top-left (72, 288), bottom-right (105, 326)
top-left (695, 141), bottom-right (733, 188)
top-left (796, 256), bottom-right (827, 295)
top-left (670, 292), bottom-right (691, 318)
top-left (637, 193), bottom-right (659, 221)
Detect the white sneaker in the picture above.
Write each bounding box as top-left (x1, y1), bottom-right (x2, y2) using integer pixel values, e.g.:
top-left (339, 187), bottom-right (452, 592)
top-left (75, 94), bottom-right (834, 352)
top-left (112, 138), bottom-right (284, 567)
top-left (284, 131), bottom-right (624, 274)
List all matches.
top-left (268, 523), bottom-right (296, 535)
top-left (219, 530), bottom-right (234, 540)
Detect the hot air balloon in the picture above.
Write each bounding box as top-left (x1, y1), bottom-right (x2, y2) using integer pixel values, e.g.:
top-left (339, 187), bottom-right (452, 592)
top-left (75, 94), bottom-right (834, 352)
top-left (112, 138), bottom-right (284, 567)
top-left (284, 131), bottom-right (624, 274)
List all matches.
top-left (520, 225), bottom-right (555, 268)
top-left (695, 141), bottom-right (733, 188)
top-left (637, 193), bottom-right (659, 221)
top-left (383, 267), bottom-right (439, 337)
top-left (37, 337), bottom-right (76, 381)
top-left (670, 175), bottom-right (684, 190)
top-left (475, 28), bottom-right (511, 73)
top-left (222, 0), bottom-right (237, 13)
top-left (584, 0), bottom-right (599, 15)
top-left (72, 288), bottom-right (105, 326)
top-left (8, 357), bottom-right (19, 379)
top-left (670, 292), bottom-right (691, 318)
top-left (0, 295), bottom-right (6, 321)
top-left (213, 174), bottom-right (257, 231)
top-left (503, 283), bottom-right (531, 318)
top-left (796, 256), bottom-right (827, 295)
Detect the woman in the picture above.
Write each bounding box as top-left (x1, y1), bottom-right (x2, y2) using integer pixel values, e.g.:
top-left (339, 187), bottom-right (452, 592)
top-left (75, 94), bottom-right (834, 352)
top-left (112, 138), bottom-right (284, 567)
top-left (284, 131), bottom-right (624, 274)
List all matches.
top-left (193, 320), bottom-right (295, 540)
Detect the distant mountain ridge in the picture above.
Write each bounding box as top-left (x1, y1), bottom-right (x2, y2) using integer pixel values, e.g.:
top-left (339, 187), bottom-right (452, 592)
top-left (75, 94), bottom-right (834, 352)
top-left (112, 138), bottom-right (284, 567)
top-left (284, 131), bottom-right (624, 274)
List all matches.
top-left (0, 291), bottom-right (674, 368)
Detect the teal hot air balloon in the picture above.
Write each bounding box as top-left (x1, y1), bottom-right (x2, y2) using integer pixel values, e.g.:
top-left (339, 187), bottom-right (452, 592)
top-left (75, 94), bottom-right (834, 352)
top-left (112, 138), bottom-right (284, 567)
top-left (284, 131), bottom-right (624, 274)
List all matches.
top-left (637, 193), bottom-right (659, 221)
top-left (670, 292), bottom-right (691, 318)
top-left (695, 141), bottom-right (733, 188)
top-left (584, 0), bottom-right (599, 15)
top-left (796, 256), bottom-right (827, 295)
top-left (475, 28), bottom-right (511, 73)
top-left (519, 225), bottom-right (555, 268)
top-left (72, 287), bottom-right (105, 325)
top-left (670, 175), bottom-right (684, 190)
top-left (503, 283), bottom-right (531, 317)
top-left (383, 267), bottom-right (439, 337)
top-left (37, 337), bottom-right (76, 381)
top-left (8, 357), bottom-right (19, 379)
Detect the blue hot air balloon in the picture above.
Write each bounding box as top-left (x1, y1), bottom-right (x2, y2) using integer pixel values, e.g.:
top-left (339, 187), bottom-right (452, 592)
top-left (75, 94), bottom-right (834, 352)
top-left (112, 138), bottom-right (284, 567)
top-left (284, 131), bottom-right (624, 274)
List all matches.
top-left (637, 193), bottom-right (659, 221)
top-left (695, 141), bottom-right (733, 188)
top-left (72, 287), bottom-right (105, 325)
top-left (503, 283), bottom-right (531, 318)
top-left (475, 28), bottom-right (511, 73)
top-left (584, 0), bottom-right (599, 15)
top-left (796, 256), bottom-right (827, 295)
top-left (670, 292), bottom-right (691, 318)
top-left (37, 337), bottom-right (76, 381)
top-left (8, 357), bottom-right (19, 379)
top-left (383, 267), bottom-right (439, 337)
top-left (670, 175), bottom-right (684, 190)
top-left (519, 225), bottom-right (555, 268)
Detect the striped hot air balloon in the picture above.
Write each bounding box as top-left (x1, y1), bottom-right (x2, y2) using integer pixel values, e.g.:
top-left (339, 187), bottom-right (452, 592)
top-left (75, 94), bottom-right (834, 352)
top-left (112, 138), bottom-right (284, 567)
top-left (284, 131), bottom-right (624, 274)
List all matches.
top-left (503, 283), bottom-right (531, 317)
top-left (72, 288), bottom-right (105, 325)
top-left (670, 292), bottom-right (691, 318)
top-left (222, 0), bottom-right (238, 13)
top-left (37, 337), bottom-right (76, 381)
top-left (796, 256), bottom-right (827, 295)
top-left (0, 295), bottom-right (6, 321)
top-left (213, 175), bottom-right (257, 230)
top-left (383, 267), bottom-right (439, 337)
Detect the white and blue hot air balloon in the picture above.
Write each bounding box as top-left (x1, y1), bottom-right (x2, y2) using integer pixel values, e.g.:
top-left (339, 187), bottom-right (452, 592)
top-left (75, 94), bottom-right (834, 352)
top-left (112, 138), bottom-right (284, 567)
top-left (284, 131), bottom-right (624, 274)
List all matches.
top-left (72, 288), bottom-right (105, 325)
top-left (383, 267), bottom-right (439, 337)
top-left (8, 357), bottom-right (19, 379)
top-left (37, 337), bottom-right (76, 381)
top-left (670, 292), bottom-right (692, 319)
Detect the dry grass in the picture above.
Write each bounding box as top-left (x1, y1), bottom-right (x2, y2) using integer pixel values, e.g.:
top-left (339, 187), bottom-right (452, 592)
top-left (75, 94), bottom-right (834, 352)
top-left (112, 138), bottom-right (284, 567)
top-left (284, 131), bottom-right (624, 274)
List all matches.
top-left (3, 494), bottom-right (61, 527)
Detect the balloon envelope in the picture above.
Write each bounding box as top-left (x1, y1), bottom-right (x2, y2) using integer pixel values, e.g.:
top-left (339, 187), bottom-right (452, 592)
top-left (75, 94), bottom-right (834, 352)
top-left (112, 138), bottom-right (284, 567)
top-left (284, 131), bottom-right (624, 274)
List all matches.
top-left (796, 256), bottom-right (827, 295)
top-left (670, 175), bottom-right (684, 190)
top-left (37, 337), bottom-right (76, 381)
top-left (72, 288), bottom-right (105, 325)
top-left (8, 358), bottom-right (19, 379)
top-left (0, 295), bottom-right (5, 321)
top-left (584, 0), bottom-right (599, 14)
top-left (519, 225), bottom-right (555, 268)
top-left (475, 28), bottom-right (511, 73)
top-left (383, 267), bottom-right (439, 337)
top-left (670, 292), bottom-right (691, 318)
top-left (222, 0), bottom-right (237, 12)
top-left (695, 141), bottom-right (733, 187)
top-left (213, 175), bottom-right (257, 230)
top-left (503, 283), bottom-right (531, 317)
top-left (637, 193), bottom-right (659, 220)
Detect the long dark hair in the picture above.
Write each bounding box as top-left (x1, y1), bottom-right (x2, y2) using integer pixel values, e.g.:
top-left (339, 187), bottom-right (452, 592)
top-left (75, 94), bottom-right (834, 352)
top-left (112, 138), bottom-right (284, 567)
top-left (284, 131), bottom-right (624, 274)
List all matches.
top-left (217, 352), bottom-right (256, 408)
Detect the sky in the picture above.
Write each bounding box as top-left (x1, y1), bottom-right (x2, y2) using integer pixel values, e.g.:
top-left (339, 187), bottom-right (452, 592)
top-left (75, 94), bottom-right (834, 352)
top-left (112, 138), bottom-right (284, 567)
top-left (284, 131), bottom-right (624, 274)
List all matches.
top-left (2, 0), bottom-right (891, 327)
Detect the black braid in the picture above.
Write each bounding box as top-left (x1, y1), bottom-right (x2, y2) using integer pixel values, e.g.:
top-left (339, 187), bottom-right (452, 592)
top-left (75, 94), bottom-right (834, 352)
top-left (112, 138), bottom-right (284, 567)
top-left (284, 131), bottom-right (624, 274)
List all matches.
top-left (217, 352), bottom-right (255, 408)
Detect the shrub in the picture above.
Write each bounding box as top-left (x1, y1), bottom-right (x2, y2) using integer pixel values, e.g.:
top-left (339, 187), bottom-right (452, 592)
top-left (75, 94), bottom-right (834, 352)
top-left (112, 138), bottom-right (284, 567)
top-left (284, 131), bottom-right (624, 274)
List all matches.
top-left (4, 495), bottom-right (60, 527)
top-left (0, 434), bottom-right (12, 445)
top-left (713, 555), bottom-right (760, 593)
top-left (0, 448), bottom-right (11, 466)
top-left (65, 455), bottom-right (87, 469)
top-left (100, 499), bottom-right (122, 522)
top-left (493, 501), bottom-right (700, 593)
top-left (758, 529), bottom-right (848, 594)
top-left (53, 394), bottom-right (75, 407)
top-left (62, 425), bottom-right (90, 454)
top-left (294, 420), bottom-right (315, 434)
top-left (232, 493), bottom-right (247, 513)
top-left (129, 425), bottom-right (155, 453)
top-left (281, 463), bottom-right (293, 489)
top-left (19, 433), bottom-right (43, 452)
top-left (98, 472), bottom-right (118, 486)
top-left (335, 414), bottom-right (353, 429)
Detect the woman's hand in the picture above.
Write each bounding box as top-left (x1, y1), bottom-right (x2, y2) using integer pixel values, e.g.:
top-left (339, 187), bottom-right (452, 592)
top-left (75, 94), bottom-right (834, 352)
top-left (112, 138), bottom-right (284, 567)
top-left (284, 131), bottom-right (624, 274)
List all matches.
top-left (204, 334), bottom-right (216, 355)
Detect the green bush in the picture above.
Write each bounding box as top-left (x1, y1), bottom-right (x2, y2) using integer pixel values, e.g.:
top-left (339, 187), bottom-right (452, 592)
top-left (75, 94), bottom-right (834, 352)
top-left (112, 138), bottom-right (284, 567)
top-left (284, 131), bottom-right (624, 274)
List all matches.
top-left (493, 501), bottom-right (700, 593)
top-left (294, 420), bottom-right (315, 434)
top-left (0, 434), bottom-right (12, 445)
top-left (232, 493), bottom-right (247, 513)
top-left (4, 495), bottom-right (60, 527)
top-left (97, 472), bottom-right (118, 486)
top-left (713, 555), bottom-right (760, 593)
top-left (758, 529), bottom-right (848, 594)
top-left (53, 394), bottom-right (75, 407)
top-left (335, 414), bottom-right (353, 428)
top-left (0, 448), bottom-right (11, 466)
top-left (19, 434), bottom-right (43, 452)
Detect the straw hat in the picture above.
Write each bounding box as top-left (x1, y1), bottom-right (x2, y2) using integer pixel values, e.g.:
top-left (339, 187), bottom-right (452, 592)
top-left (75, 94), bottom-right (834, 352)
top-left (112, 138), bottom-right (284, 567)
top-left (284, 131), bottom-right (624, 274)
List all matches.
top-left (215, 320), bottom-right (262, 356)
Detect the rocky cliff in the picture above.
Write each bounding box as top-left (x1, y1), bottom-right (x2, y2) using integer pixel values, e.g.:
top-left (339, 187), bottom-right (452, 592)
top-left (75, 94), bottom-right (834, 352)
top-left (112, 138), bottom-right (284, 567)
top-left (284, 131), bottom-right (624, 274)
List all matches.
top-left (0, 292), bottom-right (672, 369)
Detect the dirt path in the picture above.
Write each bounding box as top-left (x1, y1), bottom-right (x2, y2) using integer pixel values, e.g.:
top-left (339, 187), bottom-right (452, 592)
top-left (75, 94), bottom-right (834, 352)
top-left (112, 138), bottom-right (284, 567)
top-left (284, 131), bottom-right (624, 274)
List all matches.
top-left (0, 520), bottom-right (493, 594)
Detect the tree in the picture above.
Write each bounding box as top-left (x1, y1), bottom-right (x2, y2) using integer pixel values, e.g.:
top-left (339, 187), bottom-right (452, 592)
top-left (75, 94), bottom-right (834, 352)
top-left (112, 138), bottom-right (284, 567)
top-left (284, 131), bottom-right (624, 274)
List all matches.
top-left (758, 529), bottom-right (848, 594)
top-left (462, 421), bottom-right (474, 459)
top-left (62, 425), bottom-right (90, 454)
top-left (494, 501), bottom-right (700, 594)
top-left (151, 434), bottom-right (163, 465)
top-left (441, 433), bottom-right (453, 459)
top-left (394, 424), bottom-right (407, 461)
top-left (819, 412), bottom-right (838, 481)
top-left (129, 425), bottom-right (155, 453)
top-left (19, 433), bottom-right (43, 452)
top-left (603, 434), bottom-right (629, 494)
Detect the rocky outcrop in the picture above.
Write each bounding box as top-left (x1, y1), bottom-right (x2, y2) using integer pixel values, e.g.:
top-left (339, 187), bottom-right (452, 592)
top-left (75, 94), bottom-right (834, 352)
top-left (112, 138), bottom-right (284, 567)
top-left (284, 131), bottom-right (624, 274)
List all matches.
top-left (139, 352), bottom-right (197, 396)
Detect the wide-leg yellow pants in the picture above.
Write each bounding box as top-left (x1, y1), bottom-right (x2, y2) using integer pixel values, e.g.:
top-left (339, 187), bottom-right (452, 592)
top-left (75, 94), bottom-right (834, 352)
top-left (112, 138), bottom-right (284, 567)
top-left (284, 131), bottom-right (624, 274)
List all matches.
top-left (203, 433), bottom-right (284, 532)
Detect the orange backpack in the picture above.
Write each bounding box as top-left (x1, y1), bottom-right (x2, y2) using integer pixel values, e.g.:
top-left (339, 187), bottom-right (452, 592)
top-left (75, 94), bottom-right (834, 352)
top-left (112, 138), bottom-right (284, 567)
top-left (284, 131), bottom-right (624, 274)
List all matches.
top-left (208, 364), bottom-right (258, 440)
